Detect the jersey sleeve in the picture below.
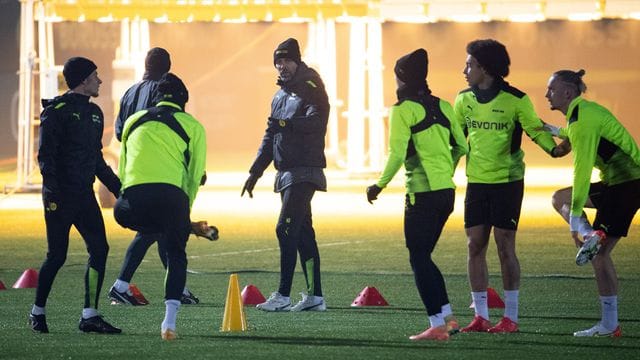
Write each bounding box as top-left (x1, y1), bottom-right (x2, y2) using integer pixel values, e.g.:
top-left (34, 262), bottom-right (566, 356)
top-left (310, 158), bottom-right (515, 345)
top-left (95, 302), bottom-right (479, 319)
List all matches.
top-left (441, 100), bottom-right (468, 167)
top-left (376, 104), bottom-right (411, 188)
top-left (517, 95), bottom-right (556, 155)
top-left (184, 115), bottom-right (207, 208)
top-left (37, 106), bottom-right (62, 196)
top-left (568, 114), bottom-right (600, 217)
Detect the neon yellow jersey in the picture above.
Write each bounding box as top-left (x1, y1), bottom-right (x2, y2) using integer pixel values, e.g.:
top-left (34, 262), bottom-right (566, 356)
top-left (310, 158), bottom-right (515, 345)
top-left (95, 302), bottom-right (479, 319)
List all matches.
top-left (119, 101), bottom-right (207, 208)
top-left (564, 97), bottom-right (640, 216)
top-left (454, 85), bottom-right (556, 184)
top-left (377, 96), bottom-right (467, 193)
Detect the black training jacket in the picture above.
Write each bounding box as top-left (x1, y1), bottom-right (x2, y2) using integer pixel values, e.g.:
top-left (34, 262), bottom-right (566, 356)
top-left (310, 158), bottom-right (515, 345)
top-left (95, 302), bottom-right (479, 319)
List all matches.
top-left (38, 92), bottom-right (121, 200)
top-left (249, 62), bottom-right (330, 176)
top-left (114, 73), bottom-right (163, 141)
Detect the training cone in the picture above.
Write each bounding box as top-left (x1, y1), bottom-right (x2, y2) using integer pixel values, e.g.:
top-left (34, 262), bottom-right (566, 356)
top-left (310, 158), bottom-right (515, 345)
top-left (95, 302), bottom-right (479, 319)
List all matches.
top-left (13, 268), bottom-right (38, 289)
top-left (351, 286), bottom-right (389, 307)
top-left (221, 274), bottom-right (248, 332)
top-left (469, 287), bottom-right (505, 309)
top-left (0, 280), bottom-right (6, 290)
top-left (241, 284), bottom-right (266, 306)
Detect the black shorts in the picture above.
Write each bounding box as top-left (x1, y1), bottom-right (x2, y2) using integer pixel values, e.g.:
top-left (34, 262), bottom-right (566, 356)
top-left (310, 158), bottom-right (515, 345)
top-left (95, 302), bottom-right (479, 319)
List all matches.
top-left (589, 179), bottom-right (640, 237)
top-left (464, 180), bottom-right (524, 230)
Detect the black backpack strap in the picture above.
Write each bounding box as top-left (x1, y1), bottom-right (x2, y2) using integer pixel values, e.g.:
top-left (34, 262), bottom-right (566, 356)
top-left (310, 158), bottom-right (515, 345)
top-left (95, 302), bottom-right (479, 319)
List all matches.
top-left (127, 107), bottom-right (191, 166)
top-left (406, 95), bottom-right (454, 160)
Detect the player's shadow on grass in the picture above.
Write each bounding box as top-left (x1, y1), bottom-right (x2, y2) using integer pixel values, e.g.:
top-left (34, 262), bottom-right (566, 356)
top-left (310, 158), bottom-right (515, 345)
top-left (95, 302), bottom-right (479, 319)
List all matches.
top-left (211, 334), bottom-right (488, 350)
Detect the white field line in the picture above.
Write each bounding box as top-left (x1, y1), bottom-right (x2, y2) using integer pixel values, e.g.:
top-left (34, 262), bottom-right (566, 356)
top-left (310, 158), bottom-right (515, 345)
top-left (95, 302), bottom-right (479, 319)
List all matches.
top-left (188, 240), bottom-right (363, 259)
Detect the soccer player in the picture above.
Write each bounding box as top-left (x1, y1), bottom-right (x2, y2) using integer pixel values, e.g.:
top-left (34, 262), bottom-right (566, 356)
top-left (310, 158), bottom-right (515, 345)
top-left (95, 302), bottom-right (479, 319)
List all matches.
top-left (241, 38), bottom-right (329, 312)
top-left (114, 73), bottom-right (207, 340)
top-left (453, 39), bottom-right (565, 333)
top-left (545, 69), bottom-right (640, 337)
top-left (108, 47), bottom-right (202, 306)
top-left (30, 57), bottom-right (122, 334)
top-left (367, 49), bottom-right (467, 341)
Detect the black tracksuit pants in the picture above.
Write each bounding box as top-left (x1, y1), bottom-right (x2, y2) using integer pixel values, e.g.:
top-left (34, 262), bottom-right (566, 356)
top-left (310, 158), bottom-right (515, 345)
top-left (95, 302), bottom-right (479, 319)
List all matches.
top-left (404, 189), bottom-right (454, 316)
top-left (35, 191), bottom-right (109, 309)
top-left (117, 231), bottom-right (165, 282)
top-left (114, 183), bottom-right (190, 301)
top-left (276, 182), bottom-right (322, 297)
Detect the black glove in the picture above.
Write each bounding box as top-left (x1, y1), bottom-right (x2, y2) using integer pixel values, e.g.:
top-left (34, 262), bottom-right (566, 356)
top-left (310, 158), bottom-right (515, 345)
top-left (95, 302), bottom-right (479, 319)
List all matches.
top-left (200, 173), bottom-right (207, 186)
top-left (43, 190), bottom-right (60, 212)
top-left (366, 184), bottom-right (383, 204)
top-left (241, 173), bottom-right (259, 198)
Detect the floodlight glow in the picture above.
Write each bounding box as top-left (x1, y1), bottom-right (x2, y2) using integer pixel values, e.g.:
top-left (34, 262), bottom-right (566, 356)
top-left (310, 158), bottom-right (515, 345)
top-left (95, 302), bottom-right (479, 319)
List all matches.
top-left (508, 13), bottom-right (545, 22)
top-left (154, 14), bottom-right (169, 23)
top-left (389, 15), bottom-right (435, 23)
top-left (567, 12), bottom-right (602, 21)
top-left (629, 12), bottom-right (640, 20)
top-left (448, 14), bottom-right (490, 23)
top-left (97, 14), bottom-right (114, 23)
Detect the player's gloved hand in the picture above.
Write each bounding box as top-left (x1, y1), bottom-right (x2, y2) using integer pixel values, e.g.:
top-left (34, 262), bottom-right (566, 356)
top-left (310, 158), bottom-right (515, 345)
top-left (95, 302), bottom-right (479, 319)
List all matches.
top-left (241, 173), bottom-right (259, 198)
top-left (43, 190), bottom-right (60, 212)
top-left (542, 123), bottom-right (561, 137)
top-left (366, 184), bottom-right (383, 204)
top-left (551, 138), bottom-right (571, 158)
top-left (570, 215), bottom-right (593, 247)
top-left (191, 221), bottom-right (219, 241)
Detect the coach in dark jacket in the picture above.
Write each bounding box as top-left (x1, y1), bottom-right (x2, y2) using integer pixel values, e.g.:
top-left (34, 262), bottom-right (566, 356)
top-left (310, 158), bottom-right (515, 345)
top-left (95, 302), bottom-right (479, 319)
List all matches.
top-left (242, 38), bottom-right (330, 312)
top-left (30, 57), bottom-right (121, 334)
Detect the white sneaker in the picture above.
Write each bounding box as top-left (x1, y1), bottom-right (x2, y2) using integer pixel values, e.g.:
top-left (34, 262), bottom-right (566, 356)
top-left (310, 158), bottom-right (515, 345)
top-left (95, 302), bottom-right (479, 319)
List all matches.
top-left (573, 322), bottom-right (622, 337)
top-left (290, 293), bottom-right (327, 312)
top-left (256, 292), bottom-right (291, 312)
top-left (576, 230), bottom-right (606, 266)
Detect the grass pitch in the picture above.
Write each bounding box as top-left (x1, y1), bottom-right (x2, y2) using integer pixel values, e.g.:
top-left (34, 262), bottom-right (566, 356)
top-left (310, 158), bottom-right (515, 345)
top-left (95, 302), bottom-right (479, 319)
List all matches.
top-left (1, 189), bottom-right (639, 360)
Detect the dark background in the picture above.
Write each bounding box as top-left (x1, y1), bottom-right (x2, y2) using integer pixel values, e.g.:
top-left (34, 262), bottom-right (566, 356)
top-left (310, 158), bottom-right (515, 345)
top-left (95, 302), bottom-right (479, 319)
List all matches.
top-left (1, 1), bottom-right (638, 171)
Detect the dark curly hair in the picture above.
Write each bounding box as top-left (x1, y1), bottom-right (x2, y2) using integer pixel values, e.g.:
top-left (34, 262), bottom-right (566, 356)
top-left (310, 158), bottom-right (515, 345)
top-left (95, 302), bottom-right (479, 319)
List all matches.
top-left (466, 39), bottom-right (510, 78)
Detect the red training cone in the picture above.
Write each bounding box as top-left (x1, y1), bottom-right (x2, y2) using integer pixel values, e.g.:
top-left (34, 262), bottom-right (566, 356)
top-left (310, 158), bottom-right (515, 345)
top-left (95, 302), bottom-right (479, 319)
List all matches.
top-left (13, 268), bottom-right (39, 289)
top-left (0, 280), bottom-right (6, 290)
top-left (129, 284), bottom-right (150, 305)
top-left (469, 287), bottom-right (505, 309)
top-left (241, 284), bottom-right (266, 306)
top-left (351, 286), bottom-right (389, 307)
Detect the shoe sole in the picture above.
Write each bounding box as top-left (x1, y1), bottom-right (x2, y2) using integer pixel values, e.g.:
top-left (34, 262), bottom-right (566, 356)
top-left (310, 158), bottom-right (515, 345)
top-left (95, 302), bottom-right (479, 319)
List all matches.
top-left (256, 305), bottom-right (291, 312)
top-left (291, 303), bottom-right (326, 312)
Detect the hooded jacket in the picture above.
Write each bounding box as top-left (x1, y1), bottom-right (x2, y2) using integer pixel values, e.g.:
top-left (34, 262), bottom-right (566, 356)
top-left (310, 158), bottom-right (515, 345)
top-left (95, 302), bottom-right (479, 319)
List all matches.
top-left (119, 101), bottom-right (207, 208)
top-left (114, 71), bottom-right (165, 141)
top-left (38, 92), bottom-right (121, 200)
top-left (249, 62), bottom-right (329, 188)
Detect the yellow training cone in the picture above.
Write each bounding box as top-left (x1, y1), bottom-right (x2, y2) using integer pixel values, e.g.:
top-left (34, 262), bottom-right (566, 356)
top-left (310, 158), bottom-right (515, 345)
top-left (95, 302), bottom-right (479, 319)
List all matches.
top-left (220, 273), bottom-right (248, 332)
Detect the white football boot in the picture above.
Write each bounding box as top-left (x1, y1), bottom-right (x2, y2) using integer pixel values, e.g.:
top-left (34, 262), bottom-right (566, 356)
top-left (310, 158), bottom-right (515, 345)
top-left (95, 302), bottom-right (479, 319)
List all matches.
top-left (290, 293), bottom-right (327, 312)
top-left (574, 323), bottom-right (621, 337)
top-left (256, 292), bottom-right (291, 312)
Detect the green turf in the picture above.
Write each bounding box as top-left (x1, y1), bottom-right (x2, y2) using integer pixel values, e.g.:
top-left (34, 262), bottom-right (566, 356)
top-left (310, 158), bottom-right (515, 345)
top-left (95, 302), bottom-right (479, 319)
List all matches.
top-left (1, 209), bottom-right (639, 360)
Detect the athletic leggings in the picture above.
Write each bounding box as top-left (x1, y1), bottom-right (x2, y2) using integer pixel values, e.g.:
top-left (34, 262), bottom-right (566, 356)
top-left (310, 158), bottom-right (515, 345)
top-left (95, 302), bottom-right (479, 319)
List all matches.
top-left (276, 182), bottom-right (322, 297)
top-left (404, 189), bottom-right (454, 316)
top-left (114, 183), bottom-right (190, 301)
top-left (117, 231), bottom-right (165, 282)
top-left (35, 191), bottom-right (108, 309)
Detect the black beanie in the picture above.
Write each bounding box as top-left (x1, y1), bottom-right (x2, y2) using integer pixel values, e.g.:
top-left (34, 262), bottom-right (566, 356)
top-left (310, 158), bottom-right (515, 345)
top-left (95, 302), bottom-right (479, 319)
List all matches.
top-left (145, 47), bottom-right (171, 75)
top-left (394, 49), bottom-right (428, 85)
top-left (466, 39), bottom-right (510, 78)
top-left (155, 72), bottom-right (189, 108)
top-left (63, 57), bottom-right (97, 89)
top-left (273, 38), bottom-right (301, 65)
